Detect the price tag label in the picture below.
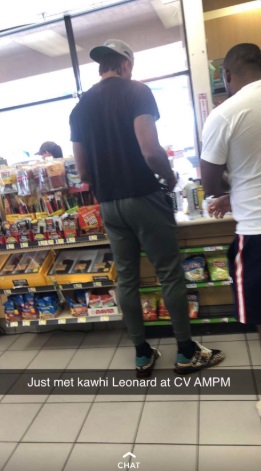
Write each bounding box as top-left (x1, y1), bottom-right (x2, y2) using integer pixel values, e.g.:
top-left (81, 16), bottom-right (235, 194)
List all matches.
top-left (93, 281), bottom-right (102, 287)
top-left (89, 235), bottom-right (98, 241)
top-left (29, 287), bottom-right (36, 292)
top-left (38, 240), bottom-right (48, 247)
top-left (20, 242), bottom-right (28, 248)
top-left (56, 238), bottom-right (64, 245)
top-left (4, 290), bottom-right (12, 294)
top-left (221, 281), bottom-right (231, 286)
top-left (73, 283), bottom-right (83, 289)
top-left (202, 319), bottom-right (210, 323)
top-left (22, 320), bottom-right (31, 326)
top-left (48, 240), bottom-right (54, 246)
top-left (58, 318), bottom-right (66, 324)
top-left (77, 317), bottom-right (87, 323)
top-left (67, 237), bottom-right (76, 244)
top-left (39, 319), bottom-right (47, 325)
top-left (222, 318), bottom-right (229, 323)
top-left (187, 283), bottom-right (197, 289)
top-left (10, 322), bottom-right (18, 327)
top-left (204, 247), bottom-right (216, 252)
top-left (6, 244), bottom-right (15, 250)
top-left (100, 316), bottom-right (110, 322)
top-left (208, 282), bottom-right (214, 287)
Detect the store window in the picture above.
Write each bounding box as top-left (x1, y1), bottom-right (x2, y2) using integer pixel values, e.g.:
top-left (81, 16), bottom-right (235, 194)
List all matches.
top-left (0, 21), bottom-right (76, 108)
top-left (147, 75), bottom-right (198, 179)
top-left (0, 98), bottom-right (77, 165)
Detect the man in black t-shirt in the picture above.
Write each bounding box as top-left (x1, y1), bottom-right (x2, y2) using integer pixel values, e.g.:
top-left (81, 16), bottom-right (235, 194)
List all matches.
top-left (70, 39), bottom-right (224, 377)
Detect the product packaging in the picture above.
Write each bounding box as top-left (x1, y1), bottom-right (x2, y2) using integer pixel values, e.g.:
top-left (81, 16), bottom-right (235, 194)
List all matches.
top-left (182, 256), bottom-right (208, 282)
top-left (64, 158), bottom-right (89, 193)
top-left (16, 167), bottom-right (35, 196)
top-left (0, 167), bottom-right (17, 194)
top-left (2, 221), bottom-right (20, 244)
top-left (186, 179), bottom-right (201, 219)
top-left (33, 164), bottom-right (51, 192)
top-left (61, 214), bottom-right (79, 239)
top-left (46, 160), bottom-right (67, 190)
top-left (78, 205), bottom-right (104, 234)
top-left (187, 293), bottom-right (199, 318)
top-left (141, 293), bottom-right (158, 321)
top-left (158, 297), bottom-right (171, 319)
top-left (207, 255), bottom-right (230, 281)
top-left (87, 289), bottom-right (118, 317)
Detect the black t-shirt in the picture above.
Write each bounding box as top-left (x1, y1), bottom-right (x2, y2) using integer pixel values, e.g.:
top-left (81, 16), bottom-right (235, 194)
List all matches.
top-left (70, 77), bottom-right (161, 202)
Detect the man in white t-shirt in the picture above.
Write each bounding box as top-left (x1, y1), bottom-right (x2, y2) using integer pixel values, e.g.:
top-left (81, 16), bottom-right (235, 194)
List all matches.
top-left (201, 43), bottom-right (261, 418)
top-left (201, 43), bottom-right (261, 334)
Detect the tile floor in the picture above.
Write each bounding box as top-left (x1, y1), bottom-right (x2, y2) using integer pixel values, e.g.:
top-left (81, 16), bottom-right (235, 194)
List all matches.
top-left (0, 328), bottom-right (260, 471)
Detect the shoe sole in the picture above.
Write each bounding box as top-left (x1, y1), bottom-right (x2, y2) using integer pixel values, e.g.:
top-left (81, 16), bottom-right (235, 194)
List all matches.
top-left (136, 348), bottom-right (161, 379)
top-left (174, 351), bottom-right (225, 376)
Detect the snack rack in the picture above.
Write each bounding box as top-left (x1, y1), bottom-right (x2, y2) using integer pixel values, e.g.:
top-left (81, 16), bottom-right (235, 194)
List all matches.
top-left (0, 160), bottom-right (237, 331)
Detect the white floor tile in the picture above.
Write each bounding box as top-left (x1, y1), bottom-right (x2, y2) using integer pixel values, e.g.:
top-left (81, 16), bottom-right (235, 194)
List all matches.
top-left (200, 367), bottom-right (257, 401)
top-left (200, 401), bottom-right (261, 445)
top-left (78, 402), bottom-right (143, 443)
top-left (80, 330), bottom-right (123, 348)
top-left (0, 443), bottom-right (17, 469)
top-left (246, 332), bottom-right (260, 340)
top-left (202, 334), bottom-right (245, 342)
top-left (133, 444), bottom-right (197, 471)
top-left (3, 443), bottom-right (72, 471)
top-left (154, 345), bottom-right (176, 369)
top-left (42, 331), bottom-right (85, 350)
top-left (1, 395), bottom-right (47, 404)
top-left (95, 393), bottom-right (146, 402)
top-left (211, 341), bottom-right (250, 367)
top-left (64, 444), bottom-right (128, 471)
top-left (0, 350), bottom-right (39, 370)
top-left (0, 403), bottom-right (41, 441)
top-left (67, 348), bottom-right (116, 369)
top-left (28, 349), bottom-right (76, 369)
top-left (108, 347), bottom-right (134, 370)
top-left (145, 369), bottom-right (199, 401)
top-left (47, 394), bottom-right (95, 403)
top-left (23, 403), bottom-right (90, 442)
top-left (136, 401), bottom-right (198, 444)
top-left (248, 340), bottom-right (261, 366)
top-left (198, 445), bottom-right (261, 471)
top-left (0, 335), bottom-right (18, 351)
top-left (8, 333), bottom-right (52, 351)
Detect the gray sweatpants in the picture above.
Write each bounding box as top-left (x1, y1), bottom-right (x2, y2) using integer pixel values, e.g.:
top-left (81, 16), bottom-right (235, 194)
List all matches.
top-left (101, 191), bottom-right (191, 345)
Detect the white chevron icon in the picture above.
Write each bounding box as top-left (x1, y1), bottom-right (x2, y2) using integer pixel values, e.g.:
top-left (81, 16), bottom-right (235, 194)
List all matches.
top-left (122, 452), bottom-right (136, 459)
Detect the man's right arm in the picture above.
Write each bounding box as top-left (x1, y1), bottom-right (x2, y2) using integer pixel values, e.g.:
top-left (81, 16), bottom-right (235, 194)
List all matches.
top-left (134, 114), bottom-right (176, 191)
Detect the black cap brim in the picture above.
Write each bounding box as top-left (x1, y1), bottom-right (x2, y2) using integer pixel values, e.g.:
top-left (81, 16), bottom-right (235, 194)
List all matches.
top-left (90, 45), bottom-right (123, 64)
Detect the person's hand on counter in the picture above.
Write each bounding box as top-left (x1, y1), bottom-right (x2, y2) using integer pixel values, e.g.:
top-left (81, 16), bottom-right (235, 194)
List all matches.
top-left (208, 194), bottom-right (232, 219)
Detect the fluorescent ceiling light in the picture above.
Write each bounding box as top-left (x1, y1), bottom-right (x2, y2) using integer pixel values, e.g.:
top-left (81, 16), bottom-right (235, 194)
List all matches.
top-left (15, 30), bottom-right (83, 56)
top-left (204, 1), bottom-right (261, 21)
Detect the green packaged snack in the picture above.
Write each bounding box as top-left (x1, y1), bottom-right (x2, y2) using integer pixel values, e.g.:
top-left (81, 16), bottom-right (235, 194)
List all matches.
top-left (207, 255), bottom-right (229, 281)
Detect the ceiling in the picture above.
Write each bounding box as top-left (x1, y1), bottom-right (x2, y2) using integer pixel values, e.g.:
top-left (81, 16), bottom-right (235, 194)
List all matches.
top-left (0, 0), bottom-right (256, 33)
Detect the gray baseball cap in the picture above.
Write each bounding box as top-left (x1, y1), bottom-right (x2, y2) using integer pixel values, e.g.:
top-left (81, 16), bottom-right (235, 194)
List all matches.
top-left (90, 39), bottom-right (134, 66)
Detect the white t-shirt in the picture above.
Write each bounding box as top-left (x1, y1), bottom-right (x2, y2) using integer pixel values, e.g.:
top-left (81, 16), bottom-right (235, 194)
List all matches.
top-left (201, 80), bottom-right (261, 235)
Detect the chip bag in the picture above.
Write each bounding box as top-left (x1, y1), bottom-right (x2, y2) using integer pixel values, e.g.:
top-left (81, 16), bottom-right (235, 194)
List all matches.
top-left (207, 255), bottom-right (230, 281)
top-left (182, 256), bottom-right (207, 282)
top-left (141, 293), bottom-right (158, 321)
